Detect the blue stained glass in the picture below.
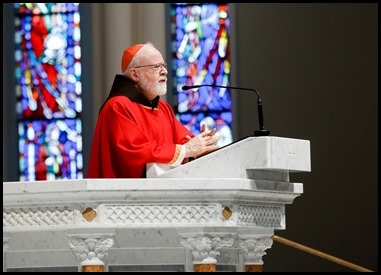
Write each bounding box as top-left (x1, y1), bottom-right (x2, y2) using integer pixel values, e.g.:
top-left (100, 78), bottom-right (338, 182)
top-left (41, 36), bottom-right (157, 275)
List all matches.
top-left (14, 3), bottom-right (83, 181)
top-left (14, 3), bottom-right (79, 15)
top-left (170, 3), bottom-right (233, 146)
top-left (18, 119), bottom-right (83, 181)
top-left (14, 7), bottom-right (82, 120)
top-left (178, 111), bottom-right (233, 147)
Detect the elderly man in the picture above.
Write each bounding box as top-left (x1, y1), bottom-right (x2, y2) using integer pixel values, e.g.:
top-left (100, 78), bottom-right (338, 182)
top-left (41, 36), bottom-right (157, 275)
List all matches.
top-left (87, 42), bottom-right (220, 178)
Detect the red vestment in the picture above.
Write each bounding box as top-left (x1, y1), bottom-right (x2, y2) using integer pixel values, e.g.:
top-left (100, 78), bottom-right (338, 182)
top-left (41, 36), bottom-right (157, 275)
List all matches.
top-left (87, 75), bottom-right (193, 178)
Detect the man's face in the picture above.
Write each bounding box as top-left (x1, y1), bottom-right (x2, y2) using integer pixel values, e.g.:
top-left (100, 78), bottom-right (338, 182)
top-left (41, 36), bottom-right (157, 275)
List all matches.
top-left (135, 48), bottom-right (168, 100)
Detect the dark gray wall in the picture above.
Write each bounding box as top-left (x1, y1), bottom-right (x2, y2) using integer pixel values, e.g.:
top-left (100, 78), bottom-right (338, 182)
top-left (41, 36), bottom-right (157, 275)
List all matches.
top-left (234, 3), bottom-right (377, 272)
top-left (3, 3), bottom-right (18, 181)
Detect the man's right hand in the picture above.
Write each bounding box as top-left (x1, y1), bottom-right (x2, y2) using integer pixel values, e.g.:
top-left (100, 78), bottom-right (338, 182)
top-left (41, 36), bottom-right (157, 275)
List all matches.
top-left (184, 127), bottom-right (221, 158)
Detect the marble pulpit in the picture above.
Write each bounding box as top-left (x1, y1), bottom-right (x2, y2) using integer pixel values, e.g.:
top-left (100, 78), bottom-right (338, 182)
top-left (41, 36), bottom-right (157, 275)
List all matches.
top-left (3, 136), bottom-right (311, 272)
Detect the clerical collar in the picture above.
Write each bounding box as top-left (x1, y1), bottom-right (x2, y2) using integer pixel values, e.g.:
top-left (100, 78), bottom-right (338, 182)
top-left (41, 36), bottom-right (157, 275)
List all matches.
top-left (100, 74), bottom-right (160, 113)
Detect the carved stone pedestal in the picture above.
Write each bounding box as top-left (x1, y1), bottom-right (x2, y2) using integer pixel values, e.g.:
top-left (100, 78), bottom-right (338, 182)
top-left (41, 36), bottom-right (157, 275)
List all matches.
top-left (180, 233), bottom-right (235, 272)
top-left (68, 233), bottom-right (115, 272)
top-left (3, 137), bottom-right (311, 272)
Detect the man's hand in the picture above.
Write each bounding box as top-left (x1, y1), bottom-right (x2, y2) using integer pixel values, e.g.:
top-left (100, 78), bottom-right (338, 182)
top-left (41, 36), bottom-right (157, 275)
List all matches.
top-left (184, 125), bottom-right (221, 158)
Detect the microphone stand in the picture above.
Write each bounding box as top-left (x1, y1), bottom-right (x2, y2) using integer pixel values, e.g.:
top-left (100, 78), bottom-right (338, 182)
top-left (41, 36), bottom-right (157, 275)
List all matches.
top-left (183, 84), bottom-right (270, 136)
top-left (255, 97), bottom-right (271, 136)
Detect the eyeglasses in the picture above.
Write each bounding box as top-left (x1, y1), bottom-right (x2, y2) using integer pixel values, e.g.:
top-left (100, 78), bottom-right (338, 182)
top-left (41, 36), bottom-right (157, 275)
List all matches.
top-left (133, 63), bottom-right (167, 71)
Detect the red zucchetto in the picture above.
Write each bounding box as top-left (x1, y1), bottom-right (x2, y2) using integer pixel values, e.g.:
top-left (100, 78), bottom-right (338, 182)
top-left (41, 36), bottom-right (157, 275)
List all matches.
top-left (121, 44), bottom-right (144, 73)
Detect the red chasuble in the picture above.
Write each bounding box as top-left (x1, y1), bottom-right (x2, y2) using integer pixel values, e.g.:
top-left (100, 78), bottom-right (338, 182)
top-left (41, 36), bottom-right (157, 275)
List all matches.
top-left (87, 75), bottom-right (193, 178)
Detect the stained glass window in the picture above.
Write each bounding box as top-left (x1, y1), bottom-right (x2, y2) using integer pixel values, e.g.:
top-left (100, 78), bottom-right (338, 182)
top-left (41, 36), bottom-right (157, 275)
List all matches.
top-left (169, 3), bottom-right (233, 146)
top-left (13, 3), bottom-right (83, 181)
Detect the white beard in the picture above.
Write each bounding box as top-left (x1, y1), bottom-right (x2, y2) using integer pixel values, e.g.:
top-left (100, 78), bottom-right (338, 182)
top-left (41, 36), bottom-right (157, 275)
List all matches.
top-left (140, 80), bottom-right (167, 97)
top-left (153, 81), bottom-right (167, 96)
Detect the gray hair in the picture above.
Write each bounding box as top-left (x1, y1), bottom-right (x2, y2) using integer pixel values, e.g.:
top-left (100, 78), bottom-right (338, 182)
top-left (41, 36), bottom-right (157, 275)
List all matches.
top-left (123, 42), bottom-right (156, 76)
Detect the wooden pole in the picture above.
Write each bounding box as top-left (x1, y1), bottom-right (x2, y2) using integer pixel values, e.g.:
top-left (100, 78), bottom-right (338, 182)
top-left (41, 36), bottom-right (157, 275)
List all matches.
top-left (82, 265), bottom-right (104, 272)
top-left (245, 264), bottom-right (263, 272)
top-left (194, 263), bottom-right (216, 272)
top-left (272, 235), bottom-right (373, 272)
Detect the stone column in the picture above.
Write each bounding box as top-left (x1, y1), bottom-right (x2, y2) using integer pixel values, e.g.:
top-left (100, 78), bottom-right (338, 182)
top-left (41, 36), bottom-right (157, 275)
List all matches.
top-left (180, 233), bottom-right (235, 272)
top-left (3, 237), bottom-right (10, 272)
top-left (238, 235), bottom-right (273, 272)
top-left (68, 234), bottom-right (115, 272)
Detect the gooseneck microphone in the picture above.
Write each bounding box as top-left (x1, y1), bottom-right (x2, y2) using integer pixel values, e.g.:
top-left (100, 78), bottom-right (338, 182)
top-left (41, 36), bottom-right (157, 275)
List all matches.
top-left (182, 84), bottom-right (270, 136)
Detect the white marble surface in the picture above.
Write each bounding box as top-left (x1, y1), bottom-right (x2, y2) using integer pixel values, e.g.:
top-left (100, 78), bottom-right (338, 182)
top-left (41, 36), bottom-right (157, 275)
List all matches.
top-left (3, 178), bottom-right (303, 206)
top-left (3, 178), bottom-right (305, 271)
top-left (147, 136), bottom-right (311, 178)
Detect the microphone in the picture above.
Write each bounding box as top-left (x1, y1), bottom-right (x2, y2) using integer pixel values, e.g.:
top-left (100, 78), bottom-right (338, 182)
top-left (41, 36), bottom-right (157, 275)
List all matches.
top-left (182, 84), bottom-right (270, 136)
